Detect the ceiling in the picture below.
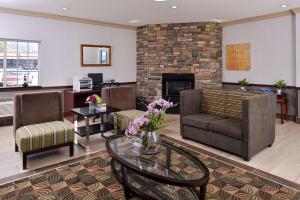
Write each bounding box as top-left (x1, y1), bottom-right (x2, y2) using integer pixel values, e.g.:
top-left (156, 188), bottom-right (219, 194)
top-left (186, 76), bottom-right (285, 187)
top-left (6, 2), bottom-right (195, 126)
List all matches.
top-left (0, 0), bottom-right (299, 26)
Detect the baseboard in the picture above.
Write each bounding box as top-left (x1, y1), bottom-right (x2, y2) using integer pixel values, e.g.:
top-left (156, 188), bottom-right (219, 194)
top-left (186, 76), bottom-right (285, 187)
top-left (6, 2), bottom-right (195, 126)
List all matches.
top-left (0, 116), bottom-right (13, 126)
top-left (275, 113), bottom-right (296, 121)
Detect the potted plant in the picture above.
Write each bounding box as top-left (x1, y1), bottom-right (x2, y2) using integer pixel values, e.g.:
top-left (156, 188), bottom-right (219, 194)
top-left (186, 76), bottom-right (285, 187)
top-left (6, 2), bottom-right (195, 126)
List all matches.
top-left (126, 98), bottom-right (174, 155)
top-left (86, 94), bottom-right (102, 111)
top-left (239, 78), bottom-right (249, 91)
top-left (274, 80), bottom-right (286, 95)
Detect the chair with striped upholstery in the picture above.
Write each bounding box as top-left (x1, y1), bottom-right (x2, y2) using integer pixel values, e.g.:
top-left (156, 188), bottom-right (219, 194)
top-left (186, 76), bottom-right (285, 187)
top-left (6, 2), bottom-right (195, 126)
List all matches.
top-left (101, 86), bottom-right (144, 132)
top-left (13, 92), bottom-right (74, 169)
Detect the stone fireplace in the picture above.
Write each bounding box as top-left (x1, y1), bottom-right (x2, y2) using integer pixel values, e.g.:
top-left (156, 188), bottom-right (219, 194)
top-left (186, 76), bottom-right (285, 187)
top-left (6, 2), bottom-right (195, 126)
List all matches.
top-left (137, 22), bottom-right (222, 102)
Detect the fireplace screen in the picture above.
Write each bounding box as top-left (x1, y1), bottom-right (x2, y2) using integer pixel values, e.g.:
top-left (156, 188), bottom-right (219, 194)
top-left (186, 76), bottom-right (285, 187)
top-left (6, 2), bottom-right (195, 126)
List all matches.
top-left (165, 81), bottom-right (192, 96)
top-left (162, 73), bottom-right (195, 114)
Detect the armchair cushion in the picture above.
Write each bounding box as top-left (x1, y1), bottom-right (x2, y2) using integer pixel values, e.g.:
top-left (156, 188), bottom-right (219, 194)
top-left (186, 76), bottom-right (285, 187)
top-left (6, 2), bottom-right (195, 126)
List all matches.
top-left (102, 86), bottom-right (136, 110)
top-left (208, 119), bottom-right (243, 140)
top-left (16, 121), bottom-right (74, 152)
top-left (183, 113), bottom-right (223, 130)
top-left (17, 92), bottom-right (63, 127)
top-left (110, 109), bottom-right (144, 131)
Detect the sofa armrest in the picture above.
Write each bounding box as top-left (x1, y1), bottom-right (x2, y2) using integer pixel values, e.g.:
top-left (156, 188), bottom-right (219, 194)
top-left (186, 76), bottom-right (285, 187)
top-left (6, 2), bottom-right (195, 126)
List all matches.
top-left (180, 89), bottom-right (202, 117)
top-left (242, 93), bottom-right (276, 160)
top-left (180, 89), bottom-right (202, 137)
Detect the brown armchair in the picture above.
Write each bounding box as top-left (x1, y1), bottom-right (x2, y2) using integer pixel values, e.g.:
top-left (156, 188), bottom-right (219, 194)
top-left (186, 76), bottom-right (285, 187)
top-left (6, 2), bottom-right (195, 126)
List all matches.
top-left (14, 92), bottom-right (74, 169)
top-left (101, 86), bottom-right (144, 131)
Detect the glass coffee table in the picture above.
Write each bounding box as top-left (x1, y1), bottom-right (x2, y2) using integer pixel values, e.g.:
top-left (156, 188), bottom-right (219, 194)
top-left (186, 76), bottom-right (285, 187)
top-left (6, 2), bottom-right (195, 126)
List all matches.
top-left (106, 135), bottom-right (209, 200)
top-left (71, 105), bottom-right (120, 151)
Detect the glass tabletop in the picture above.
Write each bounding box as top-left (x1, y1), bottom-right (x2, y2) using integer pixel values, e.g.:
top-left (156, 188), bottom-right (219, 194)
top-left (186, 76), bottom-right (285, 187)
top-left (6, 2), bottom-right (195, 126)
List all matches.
top-left (112, 159), bottom-right (199, 200)
top-left (106, 136), bottom-right (209, 185)
top-left (70, 105), bottom-right (120, 117)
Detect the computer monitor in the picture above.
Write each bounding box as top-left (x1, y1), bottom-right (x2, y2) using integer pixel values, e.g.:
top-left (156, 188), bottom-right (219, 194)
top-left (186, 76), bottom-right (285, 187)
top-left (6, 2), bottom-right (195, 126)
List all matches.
top-left (88, 73), bottom-right (103, 85)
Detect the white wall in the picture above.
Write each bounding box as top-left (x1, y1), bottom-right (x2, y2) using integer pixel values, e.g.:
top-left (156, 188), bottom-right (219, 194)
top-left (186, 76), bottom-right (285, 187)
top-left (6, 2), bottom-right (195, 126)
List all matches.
top-left (0, 13), bottom-right (137, 86)
top-left (222, 16), bottom-right (295, 86)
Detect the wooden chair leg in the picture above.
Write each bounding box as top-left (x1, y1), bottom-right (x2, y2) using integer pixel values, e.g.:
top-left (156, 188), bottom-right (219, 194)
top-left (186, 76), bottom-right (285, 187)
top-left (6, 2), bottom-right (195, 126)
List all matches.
top-left (23, 153), bottom-right (27, 170)
top-left (15, 143), bottom-right (18, 152)
top-left (70, 143), bottom-right (74, 157)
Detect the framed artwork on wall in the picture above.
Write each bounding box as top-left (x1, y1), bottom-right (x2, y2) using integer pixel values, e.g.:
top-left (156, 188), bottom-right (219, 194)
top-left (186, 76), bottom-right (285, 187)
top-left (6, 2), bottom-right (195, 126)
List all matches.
top-left (226, 43), bottom-right (251, 71)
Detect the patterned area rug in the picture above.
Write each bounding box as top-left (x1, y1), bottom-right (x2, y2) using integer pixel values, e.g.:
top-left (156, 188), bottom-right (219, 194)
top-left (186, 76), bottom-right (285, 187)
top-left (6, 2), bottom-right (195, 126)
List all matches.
top-left (0, 137), bottom-right (299, 200)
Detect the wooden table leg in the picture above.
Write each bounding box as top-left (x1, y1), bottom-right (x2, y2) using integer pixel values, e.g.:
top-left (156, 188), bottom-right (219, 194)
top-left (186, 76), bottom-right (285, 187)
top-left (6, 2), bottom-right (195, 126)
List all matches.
top-left (285, 99), bottom-right (289, 121)
top-left (280, 99), bottom-right (284, 124)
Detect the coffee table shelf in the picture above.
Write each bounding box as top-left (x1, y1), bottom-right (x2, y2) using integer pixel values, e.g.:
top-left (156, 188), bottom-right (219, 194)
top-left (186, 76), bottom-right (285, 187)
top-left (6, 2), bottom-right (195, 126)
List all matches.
top-left (70, 105), bottom-right (120, 151)
top-left (75, 122), bottom-right (114, 137)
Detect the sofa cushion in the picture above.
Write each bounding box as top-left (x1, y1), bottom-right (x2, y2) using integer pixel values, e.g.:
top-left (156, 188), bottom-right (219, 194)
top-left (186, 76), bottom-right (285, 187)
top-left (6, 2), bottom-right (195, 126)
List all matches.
top-left (200, 89), bottom-right (226, 117)
top-left (183, 113), bottom-right (224, 130)
top-left (225, 91), bottom-right (256, 119)
top-left (16, 121), bottom-right (74, 153)
top-left (208, 118), bottom-right (243, 140)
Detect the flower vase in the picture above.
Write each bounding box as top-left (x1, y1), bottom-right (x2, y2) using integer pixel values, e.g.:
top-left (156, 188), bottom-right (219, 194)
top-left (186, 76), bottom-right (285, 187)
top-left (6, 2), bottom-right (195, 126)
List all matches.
top-left (277, 89), bottom-right (282, 95)
top-left (140, 131), bottom-right (161, 155)
top-left (88, 102), bottom-right (96, 112)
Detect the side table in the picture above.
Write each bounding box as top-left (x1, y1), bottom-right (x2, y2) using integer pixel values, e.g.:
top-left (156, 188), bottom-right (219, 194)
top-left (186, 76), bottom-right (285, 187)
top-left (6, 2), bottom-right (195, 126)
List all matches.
top-left (277, 93), bottom-right (288, 124)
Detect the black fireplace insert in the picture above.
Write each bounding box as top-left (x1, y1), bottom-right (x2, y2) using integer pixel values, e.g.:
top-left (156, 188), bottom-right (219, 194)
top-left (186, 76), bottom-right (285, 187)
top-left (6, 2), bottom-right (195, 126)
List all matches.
top-left (162, 73), bottom-right (195, 114)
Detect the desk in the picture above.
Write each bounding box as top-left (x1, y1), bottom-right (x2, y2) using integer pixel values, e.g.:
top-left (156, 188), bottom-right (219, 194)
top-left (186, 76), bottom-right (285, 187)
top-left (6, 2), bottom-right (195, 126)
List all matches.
top-left (277, 93), bottom-right (288, 124)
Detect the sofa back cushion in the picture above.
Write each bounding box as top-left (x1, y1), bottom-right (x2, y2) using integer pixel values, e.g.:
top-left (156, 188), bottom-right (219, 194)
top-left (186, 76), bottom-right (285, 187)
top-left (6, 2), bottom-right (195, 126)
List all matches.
top-left (200, 89), bottom-right (226, 117)
top-left (225, 91), bottom-right (256, 119)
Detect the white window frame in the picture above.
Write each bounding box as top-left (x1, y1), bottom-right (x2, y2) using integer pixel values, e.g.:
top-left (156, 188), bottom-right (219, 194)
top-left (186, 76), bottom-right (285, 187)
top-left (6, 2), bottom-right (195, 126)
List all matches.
top-left (0, 38), bottom-right (41, 87)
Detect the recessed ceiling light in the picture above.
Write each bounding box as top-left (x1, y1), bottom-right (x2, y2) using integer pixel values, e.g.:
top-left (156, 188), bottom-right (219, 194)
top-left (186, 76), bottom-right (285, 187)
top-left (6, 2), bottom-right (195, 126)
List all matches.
top-left (61, 7), bottom-right (69, 11)
top-left (211, 18), bottom-right (224, 23)
top-left (281, 4), bottom-right (288, 8)
top-left (171, 5), bottom-right (177, 9)
top-left (154, 0), bottom-right (167, 2)
top-left (129, 19), bottom-right (140, 23)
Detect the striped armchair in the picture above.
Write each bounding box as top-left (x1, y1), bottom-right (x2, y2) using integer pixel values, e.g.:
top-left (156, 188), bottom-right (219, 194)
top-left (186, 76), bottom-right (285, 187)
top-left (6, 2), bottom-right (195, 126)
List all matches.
top-left (14, 92), bottom-right (74, 169)
top-left (101, 86), bottom-right (144, 132)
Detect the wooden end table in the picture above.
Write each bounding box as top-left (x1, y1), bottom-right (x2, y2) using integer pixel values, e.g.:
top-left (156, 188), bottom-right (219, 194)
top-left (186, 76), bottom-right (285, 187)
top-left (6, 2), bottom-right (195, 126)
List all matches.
top-left (277, 93), bottom-right (288, 124)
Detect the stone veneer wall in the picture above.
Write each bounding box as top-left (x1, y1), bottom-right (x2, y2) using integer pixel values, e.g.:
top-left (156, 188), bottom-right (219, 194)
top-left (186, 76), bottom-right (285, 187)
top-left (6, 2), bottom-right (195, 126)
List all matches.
top-left (137, 22), bottom-right (222, 101)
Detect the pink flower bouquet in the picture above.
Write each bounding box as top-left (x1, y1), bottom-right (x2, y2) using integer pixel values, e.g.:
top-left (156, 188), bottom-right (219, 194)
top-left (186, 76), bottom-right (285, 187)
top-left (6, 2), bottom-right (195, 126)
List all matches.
top-left (86, 94), bottom-right (102, 105)
top-left (125, 98), bottom-right (173, 137)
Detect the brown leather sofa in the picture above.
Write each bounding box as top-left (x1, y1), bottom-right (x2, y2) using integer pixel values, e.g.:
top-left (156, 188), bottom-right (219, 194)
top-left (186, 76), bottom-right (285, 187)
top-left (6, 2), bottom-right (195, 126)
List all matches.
top-left (180, 89), bottom-right (276, 161)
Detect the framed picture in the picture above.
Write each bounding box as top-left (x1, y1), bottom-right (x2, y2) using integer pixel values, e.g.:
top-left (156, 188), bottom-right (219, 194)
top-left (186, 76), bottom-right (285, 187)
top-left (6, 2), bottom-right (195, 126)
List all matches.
top-left (226, 43), bottom-right (251, 71)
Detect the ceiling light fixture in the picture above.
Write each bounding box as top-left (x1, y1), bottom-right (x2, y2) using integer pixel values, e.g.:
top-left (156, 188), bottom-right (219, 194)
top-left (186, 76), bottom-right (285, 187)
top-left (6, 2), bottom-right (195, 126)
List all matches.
top-left (280, 4), bottom-right (288, 8)
top-left (154, 0), bottom-right (167, 2)
top-left (61, 7), bottom-right (69, 11)
top-left (171, 5), bottom-right (177, 9)
top-left (211, 18), bottom-right (224, 23)
top-left (129, 19), bottom-right (140, 23)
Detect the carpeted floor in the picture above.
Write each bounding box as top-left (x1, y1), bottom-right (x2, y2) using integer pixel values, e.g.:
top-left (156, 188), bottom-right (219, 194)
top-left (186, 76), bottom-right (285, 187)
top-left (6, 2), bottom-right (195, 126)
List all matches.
top-left (0, 136), bottom-right (299, 200)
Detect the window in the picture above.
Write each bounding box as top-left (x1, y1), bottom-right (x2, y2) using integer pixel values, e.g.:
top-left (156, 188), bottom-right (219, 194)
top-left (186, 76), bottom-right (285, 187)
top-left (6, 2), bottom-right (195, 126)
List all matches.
top-left (0, 39), bottom-right (40, 87)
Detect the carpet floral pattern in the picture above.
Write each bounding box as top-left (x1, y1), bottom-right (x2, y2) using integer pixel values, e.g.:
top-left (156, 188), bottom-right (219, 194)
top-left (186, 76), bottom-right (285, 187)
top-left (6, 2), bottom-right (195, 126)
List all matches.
top-left (0, 139), bottom-right (299, 200)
